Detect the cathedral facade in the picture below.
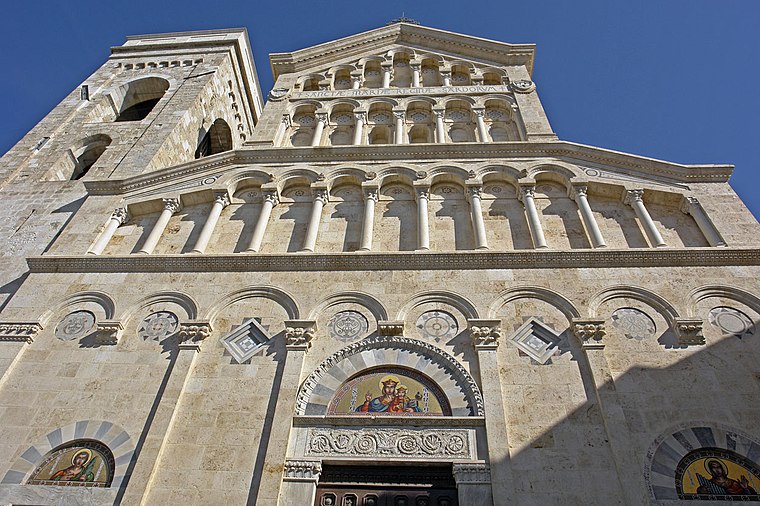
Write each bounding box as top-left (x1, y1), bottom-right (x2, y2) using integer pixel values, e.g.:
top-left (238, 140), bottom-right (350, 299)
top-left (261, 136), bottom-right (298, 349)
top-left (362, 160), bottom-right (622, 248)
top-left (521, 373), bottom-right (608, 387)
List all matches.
top-left (0, 22), bottom-right (759, 505)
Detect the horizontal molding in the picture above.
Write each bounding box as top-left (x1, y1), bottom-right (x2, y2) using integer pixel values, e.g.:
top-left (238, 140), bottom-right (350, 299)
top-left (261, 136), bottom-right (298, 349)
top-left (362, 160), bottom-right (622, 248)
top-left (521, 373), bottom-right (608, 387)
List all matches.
top-left (293, 415), bottom-right (486, 428)
top-left (26, 248), bottom-right (760, 274)
top-left (82, 141), bottom-right (734, 196)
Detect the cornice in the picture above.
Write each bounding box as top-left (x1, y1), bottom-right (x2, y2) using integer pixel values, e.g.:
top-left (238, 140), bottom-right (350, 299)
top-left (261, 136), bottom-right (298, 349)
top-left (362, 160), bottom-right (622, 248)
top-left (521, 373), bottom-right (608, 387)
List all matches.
top-left (82, 142), bottom-right (733, 196)
top-left (26, 248), bottom-right (760, 274)
top-left (293, 415), bottom-right (486, 428)
top-left (270, 23), bottom-right (535, 79)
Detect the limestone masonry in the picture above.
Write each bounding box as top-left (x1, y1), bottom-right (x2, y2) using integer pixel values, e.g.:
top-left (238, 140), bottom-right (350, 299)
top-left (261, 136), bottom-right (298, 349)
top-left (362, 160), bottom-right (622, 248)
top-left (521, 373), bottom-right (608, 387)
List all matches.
top-left (0, 22), bottom-right (759, 505)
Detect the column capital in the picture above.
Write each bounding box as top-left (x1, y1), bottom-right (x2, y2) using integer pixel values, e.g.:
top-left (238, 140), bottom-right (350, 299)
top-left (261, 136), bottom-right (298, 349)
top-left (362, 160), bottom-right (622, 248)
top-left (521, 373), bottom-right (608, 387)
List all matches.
top-left (353, 111), bottom-right (367, 123)
top-left (381, 61), bottom-right (393, 69)
top-left (281, 113), bottom-right (292, 128)
top-left (467, 185), bottom-right (483, 200)
top-left (311, 187), bottom-right (329, 204)
top-left (0, 322), bottom-right (43, 343)
top-left (572, 318), bottom-right (606, 349)
top-left (409, 62), bottom-right (421, 71)
top-left (393, 109), bottom-right (406, 120)
top-left (262, 189), bottom-right (280, 206)
top-left (452, 462), bottom-right (491, 484)
top-left (111, 207), bottom-right (130, 225)
top-left (675, 318), bottom-right (704, 346)
top-left (518, 183), bottom-right (536, 201)
top-left (414, 186), bottom-right (430, 200)
top-left (468, 319), bottom-right (501, 349)
top-left (680, 195), bottom-right (700, 215)
top-left (378, 320), bottom-right (404, 336)
top-left (178, 320), bottom-right (212, 351)
top-left (282, 459), bottom-right (322, 482)
top-left (433, 108), bottom-right (446, 119)
top-left (315, 112), bottom-right (329, 124)
top-left (350, 75), bottom-right (362, 86)
top-left (162, 198), bottom-right (182, 214)
top-left (473, 107), bottom-right (486, 118)
top-left (212, 192), bottom-right (231, 208)
top-left (363, 187), bottom-right (379, 202)
top-left (571, 183), bottom-right (588, 198)
top-left (94, 320), bottom-right (123, 346)
top-left (284, 320), bottom-right (316, 351)
top-left (439, 69), bottom-right (452, 77)
top-left (623, 189), bottom-right (645, 205)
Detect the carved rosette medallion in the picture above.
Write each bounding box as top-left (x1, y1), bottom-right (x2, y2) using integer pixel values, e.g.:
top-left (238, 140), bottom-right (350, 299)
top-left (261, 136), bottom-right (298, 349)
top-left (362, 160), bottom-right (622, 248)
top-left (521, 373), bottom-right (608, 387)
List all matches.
top-left (55, 311), bottom-right (96, 341)
top-left (510, 79), bottom-right (536, 93)
top-left (611, 308), bottom-right (655, 341)
top-left (305, 428), bottom-right (471, 459)
top-left (709, 306), bottom-right (755, 339)
top-left (416, 311), bottom-right (458, 342)
top-left (327, 311), bottom-right (368, 342)
top-left (138, 311), bottom-right (179, 341)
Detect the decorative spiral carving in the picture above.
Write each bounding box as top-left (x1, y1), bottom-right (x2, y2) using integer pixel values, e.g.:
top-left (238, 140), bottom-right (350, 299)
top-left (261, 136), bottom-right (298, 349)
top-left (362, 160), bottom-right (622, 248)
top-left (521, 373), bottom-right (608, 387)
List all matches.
top-left (397, 435), bottom-right (419, 454)
top-left (446, 435), bottom-right (466, 454)
top-left (354, 435), bottom-right (377, 454)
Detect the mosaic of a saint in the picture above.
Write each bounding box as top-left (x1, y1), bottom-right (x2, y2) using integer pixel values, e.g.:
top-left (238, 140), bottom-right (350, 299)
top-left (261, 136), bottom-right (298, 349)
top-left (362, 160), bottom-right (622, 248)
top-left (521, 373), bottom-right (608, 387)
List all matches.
top-left (327, 368), bottom-right (450, 416)
top-left (677, 449), bottom-right (760, 500)
top-left (27, 442), bottom-right (113, 487)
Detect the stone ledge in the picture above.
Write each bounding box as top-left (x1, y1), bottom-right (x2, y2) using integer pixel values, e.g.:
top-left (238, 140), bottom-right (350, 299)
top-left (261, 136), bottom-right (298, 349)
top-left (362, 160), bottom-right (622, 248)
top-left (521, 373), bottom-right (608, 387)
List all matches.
top-left (26, 248), bottom-right (760, 273)
top-left (293, 416), bottom-right (486, 427)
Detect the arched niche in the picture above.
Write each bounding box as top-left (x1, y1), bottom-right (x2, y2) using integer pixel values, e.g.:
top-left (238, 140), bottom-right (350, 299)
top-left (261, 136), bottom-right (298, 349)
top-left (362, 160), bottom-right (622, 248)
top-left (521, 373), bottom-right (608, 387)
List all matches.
top-left (645, 423), bottom-right (760, 501)
top-left (195, 118), bottom-right (233, 158)
top-left (296, 335), bottom-right (484, 417)
top-left (113, 77), bottom-right (169, 122)
top-left (45, 134), bottom-right (112, 181)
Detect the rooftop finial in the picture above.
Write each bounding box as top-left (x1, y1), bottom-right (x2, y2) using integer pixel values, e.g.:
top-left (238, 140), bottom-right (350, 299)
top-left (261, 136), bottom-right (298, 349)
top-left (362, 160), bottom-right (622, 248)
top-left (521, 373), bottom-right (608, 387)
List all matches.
top-left (386, 14), bottom-right (420, 26)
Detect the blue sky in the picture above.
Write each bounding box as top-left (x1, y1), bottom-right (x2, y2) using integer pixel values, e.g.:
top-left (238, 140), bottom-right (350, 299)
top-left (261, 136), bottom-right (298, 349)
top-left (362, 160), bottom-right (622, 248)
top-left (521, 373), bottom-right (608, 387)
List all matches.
top-left (1, 0), bottom-right (758, 218)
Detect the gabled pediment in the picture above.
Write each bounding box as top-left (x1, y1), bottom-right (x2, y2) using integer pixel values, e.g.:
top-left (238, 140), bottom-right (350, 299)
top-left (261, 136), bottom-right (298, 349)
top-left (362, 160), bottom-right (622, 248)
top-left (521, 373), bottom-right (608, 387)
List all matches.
top-left (270, 23), bottom-right (535, 79)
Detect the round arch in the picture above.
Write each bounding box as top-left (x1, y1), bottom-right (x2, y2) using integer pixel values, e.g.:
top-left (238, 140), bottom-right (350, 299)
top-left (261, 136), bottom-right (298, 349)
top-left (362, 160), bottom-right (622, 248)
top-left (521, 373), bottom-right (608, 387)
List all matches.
top-left (39, 291), bottom-right (117, 327)
top-left (296, 335), bottom-right (484, 417)
top-left (397, 290), bottom-right (480, 321)
top-left (307, 291), bottom-right (389, 322)
top-left (687, 284), bottom-right (760, 318)
top-left (589, 285), bottom-right (680, 325)
top-left (116, 290), bottom-right (199, 324)
top-left (488, 287), bottom-right (580, 322)
top-left (204, 286), bottom-right (300, 324)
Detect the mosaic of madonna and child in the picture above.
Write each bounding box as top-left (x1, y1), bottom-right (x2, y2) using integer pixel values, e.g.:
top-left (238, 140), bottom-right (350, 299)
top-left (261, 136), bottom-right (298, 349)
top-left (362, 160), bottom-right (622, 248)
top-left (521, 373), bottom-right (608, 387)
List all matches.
top-left (328, 368), bottom-right (451, 416)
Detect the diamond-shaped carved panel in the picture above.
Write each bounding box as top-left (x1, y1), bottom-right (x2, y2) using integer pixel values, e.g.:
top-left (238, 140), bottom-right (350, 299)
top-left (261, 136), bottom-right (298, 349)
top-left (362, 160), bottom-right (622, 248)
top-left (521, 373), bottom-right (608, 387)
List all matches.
top-left (221, 318), bottom-right (272, 363)
top-left (508, 317), bottom-right (563, 364)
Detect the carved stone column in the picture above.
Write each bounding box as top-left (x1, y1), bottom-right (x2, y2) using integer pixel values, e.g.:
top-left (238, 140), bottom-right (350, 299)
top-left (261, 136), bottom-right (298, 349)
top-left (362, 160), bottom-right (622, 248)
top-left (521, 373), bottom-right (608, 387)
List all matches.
top-left (393, 109), bottom-right (406, 144)
top-left (434, 108), bottom-right (446, 143)
top-left (301, 186), bottom-right (328, 252)
top-left (467, 184), bottom-right (489, 249)
top-left (681, 196), bottom-right (726, 247)
top-left (87, 207), bottom-right (129, 255)
top-left (279, 460), bottom-right (322, 506)
top-left (440, 69), bottom-right (452, 87)
top-left (359, 186), bottom-right (378, 251)
top-left (311, 112), bottom-right (328, 146)
top-left (275, 114), bottom-right (292, 147)
top-left (350, 71), bottom-right (362, 90)
top-left (381, 61), bottom-right (393, 88)
top-left (453, 463), bottom-right (494, 506)
top-left (468, 320), bottom-right (514, 505)
top-left (624, 189), bottom-right (666, 247)
top-left (571, 318), bottom-right (648, 504)
top-left (410, 62), bottom-right (421, 87)
top-left (191, 192), bottom-right (230, 254)
top-left (414, 184), bottom-right (431, 250)
top-left (473, 107), bottom-right (489, 142)
top-left (519, 184), bottom-right (548, 249)
top-left (258, 320), bottom-right (316, 505)
top-left (352, 111), bottom-right (366, 145)
top-left (572, 185), bottom-right (606, 248)
top-left (138, 198), bottom-right (181, 254)
top-left (246, 190), bottom-right (279, 253)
